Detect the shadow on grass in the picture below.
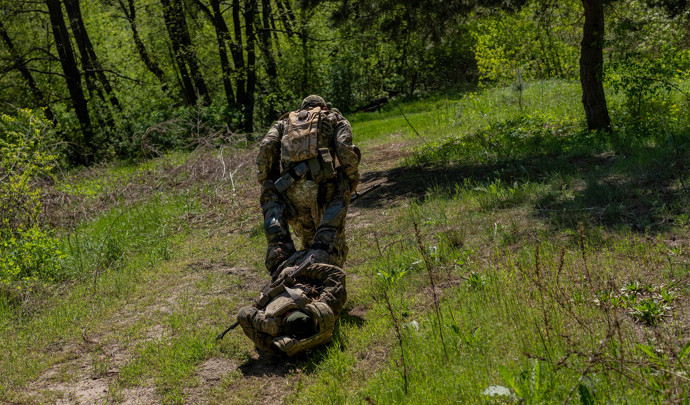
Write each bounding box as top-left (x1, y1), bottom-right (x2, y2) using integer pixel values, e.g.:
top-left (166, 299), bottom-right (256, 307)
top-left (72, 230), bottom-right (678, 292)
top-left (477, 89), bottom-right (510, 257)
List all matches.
top-left (354, 118), bottom-right (690, 234)
top-left (239, 351), bottom-right (292, 377)
top-left (340, 308), bottom-right (366, 328)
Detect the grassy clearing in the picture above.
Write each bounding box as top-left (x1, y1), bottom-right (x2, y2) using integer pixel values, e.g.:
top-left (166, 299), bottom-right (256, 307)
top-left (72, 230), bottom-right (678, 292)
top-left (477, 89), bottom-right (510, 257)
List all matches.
top-left (0, 193), bottom-right (194, 398)
top-left (289, 80), bottom-right (690, 403)
top-left (2, 78), bottom-right (689, 403)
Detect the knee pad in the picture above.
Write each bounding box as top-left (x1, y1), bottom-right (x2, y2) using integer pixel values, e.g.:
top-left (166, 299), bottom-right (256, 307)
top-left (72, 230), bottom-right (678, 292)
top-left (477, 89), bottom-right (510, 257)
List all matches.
top-left (312, 228), bottom-right (337, 253)
top-left (263, 207), bottom-right (290, 243)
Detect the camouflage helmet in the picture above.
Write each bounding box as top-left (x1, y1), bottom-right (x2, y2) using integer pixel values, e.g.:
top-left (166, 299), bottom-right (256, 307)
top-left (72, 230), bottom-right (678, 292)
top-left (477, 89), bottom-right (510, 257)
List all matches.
top-left (301, 95), bottom-right (327, 110)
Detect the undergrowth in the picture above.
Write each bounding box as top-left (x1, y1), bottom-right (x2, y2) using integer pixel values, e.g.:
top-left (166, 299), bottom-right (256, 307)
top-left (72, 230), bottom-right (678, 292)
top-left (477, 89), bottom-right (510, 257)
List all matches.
top-left (2, 78), bottom-right (689, 403)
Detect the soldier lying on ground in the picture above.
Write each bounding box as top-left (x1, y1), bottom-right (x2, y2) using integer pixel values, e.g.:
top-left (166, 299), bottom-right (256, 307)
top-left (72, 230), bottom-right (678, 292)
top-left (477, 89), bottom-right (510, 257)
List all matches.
top-left (235, 249), bottom-right (347, 356)
top-left (256, 95), bottom-right (360, 273)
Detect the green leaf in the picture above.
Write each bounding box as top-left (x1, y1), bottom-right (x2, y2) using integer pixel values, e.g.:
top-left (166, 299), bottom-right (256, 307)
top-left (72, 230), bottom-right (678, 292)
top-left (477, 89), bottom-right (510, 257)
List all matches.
top-left (497, 364), bottom-right (521, 397)
top-left (637, 343), bottom-right (657, 359)
top-left (578, 382), bottom-right (594, 405)
top-left (679, 341), bottom-right (690, 361)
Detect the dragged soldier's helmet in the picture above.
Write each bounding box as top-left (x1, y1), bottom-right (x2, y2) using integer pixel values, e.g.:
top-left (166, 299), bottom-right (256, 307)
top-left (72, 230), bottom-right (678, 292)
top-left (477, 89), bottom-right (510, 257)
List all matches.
top-left (236, 249), bottom-right (346, 356)
top-left (301, 95), bottom-right (327, 110)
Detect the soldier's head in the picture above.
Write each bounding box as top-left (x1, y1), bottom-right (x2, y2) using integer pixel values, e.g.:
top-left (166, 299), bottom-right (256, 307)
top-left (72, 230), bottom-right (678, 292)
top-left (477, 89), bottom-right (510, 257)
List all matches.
top-left (301, 95), bottom-right (327, 110)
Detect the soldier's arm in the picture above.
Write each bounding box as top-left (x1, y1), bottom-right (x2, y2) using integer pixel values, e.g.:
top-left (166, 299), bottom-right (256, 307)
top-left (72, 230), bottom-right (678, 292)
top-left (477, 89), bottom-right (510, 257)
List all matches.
top-left (332, 115), bottom-right (360, 189)
top-left (256, 120), bottom-right (285, 184)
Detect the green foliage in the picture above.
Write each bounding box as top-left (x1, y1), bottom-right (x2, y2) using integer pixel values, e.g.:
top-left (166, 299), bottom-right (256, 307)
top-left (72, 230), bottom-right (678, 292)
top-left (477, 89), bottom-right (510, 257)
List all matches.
top-left (411, 115), bottom-right (598, 167)
top-left (0, 109), bottom-right (61, 234)
top-left (472, 0), bottom-right (582, 83)
top-left (607, 47), bottom-right (690, 116)
top-left (607, 0), bottom-right (688, 57)
top-left (600, 281), bottom-right (678, 326)
top-left (0, 110), bottom-right (66, 289)
top-left (0, 227), bottom-right (67, 285)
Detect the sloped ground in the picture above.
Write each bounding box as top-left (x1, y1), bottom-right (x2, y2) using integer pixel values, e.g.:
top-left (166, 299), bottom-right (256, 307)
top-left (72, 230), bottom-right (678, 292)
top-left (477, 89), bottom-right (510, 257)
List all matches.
top-left (6, 90), bottom-right (690, 403)
top-left (13, 140), bottom-right (412, 404)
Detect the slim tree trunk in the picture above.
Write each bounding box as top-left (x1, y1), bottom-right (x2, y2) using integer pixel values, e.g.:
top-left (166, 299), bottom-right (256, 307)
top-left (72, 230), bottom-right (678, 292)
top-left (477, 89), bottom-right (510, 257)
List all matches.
top-left (63, 0), bottom-right (121, 111)
top-left (0, 20), bottom-right (57, 124)
top-left (259, 0), bottom-right (278, 81)
top-left (580, 0), bottom-right (611, 131)
top-left (119, 0), bottom-right (167, 89)
top-left (203, 0), bottom-right (237, 107)
top-left (275, 0), bottom-right (295, 37)
top-left (258, 0), bottom-right (279, 121)
top-left (231, 0), bottom-right (249, 128)
top-left (244, 0), bottom-right (257, 131)
top-left (161, 0), bottom-right (209, 105)
top-left (172, 0), bottom-right (209, 104)
top-left (45, 0), bottom-right (94, 162)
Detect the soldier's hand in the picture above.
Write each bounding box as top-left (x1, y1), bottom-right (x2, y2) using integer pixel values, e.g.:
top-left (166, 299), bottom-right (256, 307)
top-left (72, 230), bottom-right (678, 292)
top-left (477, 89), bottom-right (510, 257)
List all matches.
top-left (350, 179), bottom-right (359, 194)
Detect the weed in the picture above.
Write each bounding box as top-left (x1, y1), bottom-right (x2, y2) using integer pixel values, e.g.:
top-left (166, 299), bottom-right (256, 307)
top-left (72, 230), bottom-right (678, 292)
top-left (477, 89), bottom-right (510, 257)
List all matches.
top-left (413, 222), bottom-right (448, 360)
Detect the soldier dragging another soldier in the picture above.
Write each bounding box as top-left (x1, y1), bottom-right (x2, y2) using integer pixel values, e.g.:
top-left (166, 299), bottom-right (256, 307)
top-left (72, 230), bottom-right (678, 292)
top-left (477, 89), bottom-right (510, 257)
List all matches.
top-left (256, 94), bottom-right (360, 271)
top-left (226, 95), bottom-right (360, 356)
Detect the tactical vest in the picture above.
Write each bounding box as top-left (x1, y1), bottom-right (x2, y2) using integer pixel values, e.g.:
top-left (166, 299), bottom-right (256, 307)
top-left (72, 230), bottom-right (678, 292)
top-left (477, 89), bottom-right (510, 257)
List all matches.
top-left (280, 107), bottom-right (335, 183)
top-left (236, 257), bottom-right (346, 356)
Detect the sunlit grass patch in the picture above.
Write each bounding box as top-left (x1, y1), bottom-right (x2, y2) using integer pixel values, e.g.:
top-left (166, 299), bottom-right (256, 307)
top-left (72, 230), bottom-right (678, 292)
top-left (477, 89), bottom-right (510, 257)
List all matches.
top-left (351, 234), bottom-right (689, 404)
top-left (55, 151), bottom-right (189, 199)
top-left (60, 193), bottom-right (197, 281)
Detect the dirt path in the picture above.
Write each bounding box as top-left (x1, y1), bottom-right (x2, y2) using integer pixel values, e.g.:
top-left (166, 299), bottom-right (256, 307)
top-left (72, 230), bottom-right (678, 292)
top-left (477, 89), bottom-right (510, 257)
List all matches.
top-left (18, 141), bottom-right (414, 404)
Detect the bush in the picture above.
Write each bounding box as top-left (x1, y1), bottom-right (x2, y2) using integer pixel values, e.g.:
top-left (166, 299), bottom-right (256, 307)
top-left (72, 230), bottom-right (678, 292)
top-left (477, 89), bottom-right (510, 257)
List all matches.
top-left (0, 227), bottom-right (67, 285)
top-left (607, 47), bottom-right (690, 117)
top-left (0, 109), bottom-right (62, 235)
top-left (472, 0), bottom-right (582, 83)
top-left (0, 109), bottom-right (66, 289)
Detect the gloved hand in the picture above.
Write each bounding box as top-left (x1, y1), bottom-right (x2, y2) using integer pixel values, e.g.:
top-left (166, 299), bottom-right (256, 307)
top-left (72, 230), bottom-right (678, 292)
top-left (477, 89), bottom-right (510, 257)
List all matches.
top-left (342, 170), bottom-right (359, 195)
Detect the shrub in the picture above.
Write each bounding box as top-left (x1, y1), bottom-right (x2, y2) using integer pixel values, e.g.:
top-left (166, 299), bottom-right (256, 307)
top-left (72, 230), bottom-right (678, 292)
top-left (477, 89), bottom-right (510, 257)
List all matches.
top-left (472, 0), bottom-right (582, 83)
top-left (607, 47), bottom-right (690, 117)
top-left (0, 109), bottom-right (62, 236)
top-left (0, 109), bottom-right (66, 288)
top-left (0, 227), bottom-right (67, 284)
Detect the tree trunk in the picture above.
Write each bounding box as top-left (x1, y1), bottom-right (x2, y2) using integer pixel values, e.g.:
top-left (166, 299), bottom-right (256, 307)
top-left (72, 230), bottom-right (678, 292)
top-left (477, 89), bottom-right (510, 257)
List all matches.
top-left (275, 0), bottom-right (295, 37)
top-left (244, 0), bottom-right (257, 132)
top-left (209, 0), bottom-right (237, 107)
top-left (259, 0), bottom-right (278, 81)
top-left (580, 0), bottom-right (611, 131)
top-left (45, 0), bottom-right (94, 163)
top-left (161, 0), bottom-right (209, 105)
top-left (231, 0), bottom-right (248, 128)
top-left (119, 0), bottom-right (167, 89)
top-left (258, 0), bottom-right (279, 120)
top-left (63, 0), bottom-right (121, 111)
top-left (0, 20), bottom-right (57, 124)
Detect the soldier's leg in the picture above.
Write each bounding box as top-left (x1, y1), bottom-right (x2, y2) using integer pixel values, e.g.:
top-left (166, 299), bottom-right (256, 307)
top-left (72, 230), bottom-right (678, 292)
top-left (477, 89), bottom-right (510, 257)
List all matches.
top-left (288, 215), bottom-right (316, 251)
top-left (285, 179), bottom-right (320, 250)
top-left (260, 181), bottom-right (295, 274)
top-left (312, 177), bottom-right (351, 267)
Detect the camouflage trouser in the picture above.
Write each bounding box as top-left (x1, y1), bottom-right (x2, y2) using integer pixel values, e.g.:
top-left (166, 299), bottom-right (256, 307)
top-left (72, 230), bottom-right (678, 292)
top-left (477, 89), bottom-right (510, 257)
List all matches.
top-left (260, 173), bottom-right (351, 273)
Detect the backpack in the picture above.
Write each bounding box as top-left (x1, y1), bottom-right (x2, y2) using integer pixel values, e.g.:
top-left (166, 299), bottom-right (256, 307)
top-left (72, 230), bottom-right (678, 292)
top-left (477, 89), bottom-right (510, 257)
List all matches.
top-left (236, 252), bottom-right (346, 356)
top-left (280, 107), bottom-right (335, 182)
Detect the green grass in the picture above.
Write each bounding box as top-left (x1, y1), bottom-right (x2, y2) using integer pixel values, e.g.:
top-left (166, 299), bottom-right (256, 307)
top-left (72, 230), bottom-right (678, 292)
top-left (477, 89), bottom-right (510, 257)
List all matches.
top-left (0, 194), bottom-right (195, 399)
top-left (55, 150), bottom-right (189, 199)
top-left (289, 80), bottom-right (690, 403)
top-left (349, 80), bottom-right (587, 144)
top-left (2, 78), bottom-right (690, 403)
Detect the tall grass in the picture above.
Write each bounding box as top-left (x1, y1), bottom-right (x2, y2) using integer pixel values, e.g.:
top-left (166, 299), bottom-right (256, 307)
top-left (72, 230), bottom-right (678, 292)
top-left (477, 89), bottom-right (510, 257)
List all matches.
top-left (0, 193), bottom-right (195, 398)
top-left (289, 78), bottom-right (690, 403)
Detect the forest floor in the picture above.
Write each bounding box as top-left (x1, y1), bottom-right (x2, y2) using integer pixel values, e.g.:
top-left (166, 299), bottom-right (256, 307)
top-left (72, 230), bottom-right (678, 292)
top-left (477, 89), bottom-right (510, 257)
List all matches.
top-left (12, 136), bottom-right (416, 404)
top-left (4, 82), bottom-right (690, 404)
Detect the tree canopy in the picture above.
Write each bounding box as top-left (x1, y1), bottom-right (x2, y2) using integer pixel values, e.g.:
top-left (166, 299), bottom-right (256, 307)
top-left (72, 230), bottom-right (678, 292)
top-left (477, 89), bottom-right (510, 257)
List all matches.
top-left (0, 0), bottom-right (687, 163)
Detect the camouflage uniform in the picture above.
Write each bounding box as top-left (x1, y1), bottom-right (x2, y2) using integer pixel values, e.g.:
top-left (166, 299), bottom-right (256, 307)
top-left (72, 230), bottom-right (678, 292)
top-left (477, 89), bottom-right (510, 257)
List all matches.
top-left (256, 95), bottom-right (359, 273)
top-left (236, 249), bottom-right (347, 356)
